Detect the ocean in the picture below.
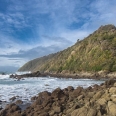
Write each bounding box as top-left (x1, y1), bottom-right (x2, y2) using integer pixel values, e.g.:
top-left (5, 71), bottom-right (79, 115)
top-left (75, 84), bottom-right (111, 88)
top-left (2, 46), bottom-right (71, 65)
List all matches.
top-left (0, 73), bottom-right (104, 108)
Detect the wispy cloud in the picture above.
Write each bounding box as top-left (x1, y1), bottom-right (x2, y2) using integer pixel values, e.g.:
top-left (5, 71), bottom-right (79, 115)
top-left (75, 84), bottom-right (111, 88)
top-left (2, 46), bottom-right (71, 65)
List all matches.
top-left (0, 0), bottom-right (116, 72)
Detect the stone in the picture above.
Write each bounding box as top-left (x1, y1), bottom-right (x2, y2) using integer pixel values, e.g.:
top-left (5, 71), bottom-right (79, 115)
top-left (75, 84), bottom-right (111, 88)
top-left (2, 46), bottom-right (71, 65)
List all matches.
top-left (70, 87), bottom-right (83, 98)
top-left (51, 88), bottom-right (64, 99)
top-left (93, 91), bottom-right (103, 99)
top-left (67, 86), bottom-right (74, 91)
top-left (31, 96), bottom-right (37, 101)
top-left (109, 87), bottom-right (116, 94)
top-left (53, 106), bottom-right (62, 113)
top-left (97, 98), bottom-right (107, 105)
top-left (15, 100), bottom-right (23, 105)
top-left (78, 95), bottom-right (84, 100)
top-left (114, 82), bottom-right (116, 87)
top-left (87, 108), bottom-right (97, 116)
top-left (71, 107), bottom-right (88, 116)
top-left (108, 101), bottom-right (116, 116)
top-left (9, 96), bottom-right (16, 101)
top-left (105, 79), bottom-right (116, 87)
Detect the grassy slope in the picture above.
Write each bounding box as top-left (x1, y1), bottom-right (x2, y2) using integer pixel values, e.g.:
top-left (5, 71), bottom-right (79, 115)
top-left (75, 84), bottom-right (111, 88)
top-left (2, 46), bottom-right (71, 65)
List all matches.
top-left (19, 24), bottom-right (116, 73)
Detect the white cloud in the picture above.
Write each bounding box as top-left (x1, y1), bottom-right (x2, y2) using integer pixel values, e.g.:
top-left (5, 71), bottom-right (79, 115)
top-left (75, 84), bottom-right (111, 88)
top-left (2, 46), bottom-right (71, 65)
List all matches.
top-left (0, 57), bottom-right (26, 67)
top-left (60, 30), bottom-right (92, 42)
top-left (0, 0), bottom-right (116, 72)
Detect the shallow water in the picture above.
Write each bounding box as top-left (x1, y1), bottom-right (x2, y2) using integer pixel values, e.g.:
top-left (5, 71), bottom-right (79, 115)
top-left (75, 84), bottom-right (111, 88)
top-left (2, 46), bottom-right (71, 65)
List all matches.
top-left (0, 74), bottom-right (104, 104)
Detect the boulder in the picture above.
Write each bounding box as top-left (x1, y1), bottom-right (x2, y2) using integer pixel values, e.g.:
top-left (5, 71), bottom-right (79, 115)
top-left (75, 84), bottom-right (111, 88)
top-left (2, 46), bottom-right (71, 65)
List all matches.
top-left (93, 91), bottom-right (104, 99)
top-left (15, 100), bottom-right (23, 105)
top-left (87, 108), bottom-right (97, 116)
top-left (69, 87), bottom-right (83, 98)
top-left (0, 103), bottom-right (21, 116)
top-left (71, 107), bottom-right (88, 116)
top-left (109, 87), bottom-right (116, 94)
top-left (9, 96), bottom-right (16, 101)
top-left (53, 106), bottom-right (62, 113)
top-left (105, 79), bottom-right (116, 87)
top-left (97, 98), bottom-right (107, 106)
top-left (51, 88), bottom-right (64, 99)
top-left (108, 101), bottom-right (116, 116)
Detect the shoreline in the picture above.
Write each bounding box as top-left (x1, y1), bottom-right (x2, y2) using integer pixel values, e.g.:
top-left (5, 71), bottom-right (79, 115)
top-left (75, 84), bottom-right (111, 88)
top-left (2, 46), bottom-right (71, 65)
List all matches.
top-left (10, 71), bottom-right (116, 80)
top-left (0, 79), bottom-right (116, 116)
top-left (0, 77), bottom-right (104, 110)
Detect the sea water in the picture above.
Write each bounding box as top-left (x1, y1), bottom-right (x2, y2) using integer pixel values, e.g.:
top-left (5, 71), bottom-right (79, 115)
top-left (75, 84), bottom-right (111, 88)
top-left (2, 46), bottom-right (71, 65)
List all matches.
top-left (0, 74), bottom-right (104, 105)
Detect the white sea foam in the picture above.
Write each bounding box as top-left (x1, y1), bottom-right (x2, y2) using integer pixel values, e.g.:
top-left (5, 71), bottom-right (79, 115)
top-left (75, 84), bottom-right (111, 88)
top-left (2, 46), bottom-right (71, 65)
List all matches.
top-left (0, 74), bottom-right (9, 79)
top-left (15, 71), bottom-right (31, 75)
top-left (0, 76), bottom-right (104, 103)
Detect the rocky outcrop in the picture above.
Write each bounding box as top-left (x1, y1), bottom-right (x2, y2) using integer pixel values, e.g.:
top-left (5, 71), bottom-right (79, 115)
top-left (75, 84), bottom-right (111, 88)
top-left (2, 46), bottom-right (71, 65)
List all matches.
top-left (1, 79), bottom-right (116, 116)
top-left (10, 71), bottom-right (41, 80)
top-left (10, 71), bottom-right (116, 80)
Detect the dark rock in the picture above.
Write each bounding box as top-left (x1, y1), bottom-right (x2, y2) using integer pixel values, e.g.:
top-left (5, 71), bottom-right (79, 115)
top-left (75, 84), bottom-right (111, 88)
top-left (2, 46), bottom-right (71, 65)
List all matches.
top-left (69, 86), bottom-right (83, 98)
top-left (0, 103), bottom-right (21, 116)
top-left (9, 71), bottom-right (41, 79)
top-left (2, 80), bottom-right (116, 116)
top-left (86, 86), bottom-right (93, 92)
top-left (105, 79), bottom-right (116, 87)
top-left (15, 100), bottom-right (23, 105)
top-left (9, 96), bottom-right (17, 101)
top-left (93, 84), bottom-right (101, 91)
top-left (51, 88), bottom-right (65, 99)
top-left (31, 96), bottom-right (38, 101)
top-left (67, 86), bottom-right (74, 92)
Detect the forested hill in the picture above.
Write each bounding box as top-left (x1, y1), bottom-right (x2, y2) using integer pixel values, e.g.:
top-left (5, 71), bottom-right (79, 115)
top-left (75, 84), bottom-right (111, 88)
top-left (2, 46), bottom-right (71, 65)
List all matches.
top-left (19, 24), bottom-right (116, 73)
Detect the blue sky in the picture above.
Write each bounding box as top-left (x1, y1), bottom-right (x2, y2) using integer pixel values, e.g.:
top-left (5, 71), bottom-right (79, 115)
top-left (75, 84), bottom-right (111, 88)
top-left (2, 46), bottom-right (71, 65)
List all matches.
top-left (0, 0), bottom-right (116, 72)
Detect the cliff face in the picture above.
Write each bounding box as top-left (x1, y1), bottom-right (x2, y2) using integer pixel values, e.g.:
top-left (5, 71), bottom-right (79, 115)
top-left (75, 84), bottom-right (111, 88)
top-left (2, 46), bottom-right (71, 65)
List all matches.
top-left (19, 24), bottom-right (116, 73)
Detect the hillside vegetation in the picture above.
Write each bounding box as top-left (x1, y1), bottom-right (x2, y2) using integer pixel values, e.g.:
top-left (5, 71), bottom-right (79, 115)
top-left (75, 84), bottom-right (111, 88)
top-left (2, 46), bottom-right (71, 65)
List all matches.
top-left (19, 24), bottom-right (116, 73)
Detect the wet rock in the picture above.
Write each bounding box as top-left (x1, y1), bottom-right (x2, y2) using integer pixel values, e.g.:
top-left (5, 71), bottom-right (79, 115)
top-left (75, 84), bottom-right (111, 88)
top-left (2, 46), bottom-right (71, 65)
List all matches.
top-left (105, 79), bottom-right (116, 87)
top-left (31, 96), bottom-right (38, 101)
top-left (86, 86), bottom-right (93, 92)
top-left (93, 84), bottom-right (101, 90)
top-left (51, 88), bottom-right (64, 99)
top-left (10, 71), bottom-right (41, 79)
top-left (15, 100), bottom-right (23, 105)
top-left (67, 86), bottom-right (74, 91)
top-left (69, 86), bottom-right (83, 98)
top-left (0, 103), bottom-right (21, 116)
top-left (9, 96), bottom-right (17, 101)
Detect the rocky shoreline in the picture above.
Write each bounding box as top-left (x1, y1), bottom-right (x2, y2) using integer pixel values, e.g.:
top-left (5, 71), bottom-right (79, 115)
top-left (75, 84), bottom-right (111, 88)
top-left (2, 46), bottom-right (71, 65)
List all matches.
top-left (0, 79), bottom-right (116, 116)
top-left (9, 71), bottom-right (116, 80)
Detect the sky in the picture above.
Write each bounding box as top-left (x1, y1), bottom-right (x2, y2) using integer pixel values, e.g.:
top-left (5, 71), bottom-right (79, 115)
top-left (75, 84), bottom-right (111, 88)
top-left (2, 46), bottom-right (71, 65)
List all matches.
top-left (0, 0), bottom-right (116, 73)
